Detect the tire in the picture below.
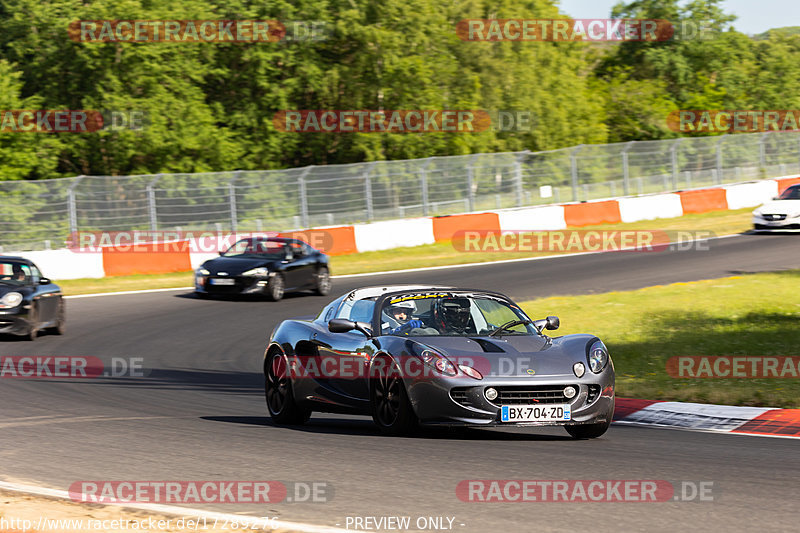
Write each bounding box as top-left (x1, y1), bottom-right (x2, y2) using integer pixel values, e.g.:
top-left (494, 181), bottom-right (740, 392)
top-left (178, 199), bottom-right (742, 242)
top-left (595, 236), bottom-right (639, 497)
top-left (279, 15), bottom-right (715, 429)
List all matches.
top-left (314, 267), bottom-right (331, 296)
top-left (565, 418), bottom-right (612, 439)
top-left (265, 350), bottom-right (310, 425)
top-left (266, 274), bottom-right (285, 302)
top-left (370, 356), bottom-right (417, 436)
top-left (48, 300), bottom-right (66, 335)
top-left (25, 304), bottom-right (37, 341)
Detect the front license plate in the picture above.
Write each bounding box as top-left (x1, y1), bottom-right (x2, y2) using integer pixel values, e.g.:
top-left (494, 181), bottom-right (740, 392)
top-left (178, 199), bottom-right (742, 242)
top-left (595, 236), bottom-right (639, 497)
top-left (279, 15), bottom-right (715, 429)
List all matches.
top-left (210, 278), bottom-right (235, 285)
top-left (501, 404), bottom-right (571, 423)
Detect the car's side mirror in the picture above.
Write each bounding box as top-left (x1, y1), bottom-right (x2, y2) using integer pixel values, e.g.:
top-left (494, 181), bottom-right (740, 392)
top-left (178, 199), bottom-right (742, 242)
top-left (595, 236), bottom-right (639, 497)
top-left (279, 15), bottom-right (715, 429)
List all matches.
top-left (533, 315), bottom-right (560, 333)
top-left (38, 278), bottom-right (52, 285)
top-left (328, 318), bottom-right (355, 333)
top-left (328, 318), bottom-right (373, 337)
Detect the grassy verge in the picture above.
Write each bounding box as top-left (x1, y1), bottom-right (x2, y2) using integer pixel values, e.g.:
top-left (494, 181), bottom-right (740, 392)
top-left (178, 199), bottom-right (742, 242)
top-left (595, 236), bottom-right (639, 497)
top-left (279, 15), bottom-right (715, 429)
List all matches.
top-left (518, 270), bottom-right (800, 408)
top-left (56, 208), bottom-right (753, 295)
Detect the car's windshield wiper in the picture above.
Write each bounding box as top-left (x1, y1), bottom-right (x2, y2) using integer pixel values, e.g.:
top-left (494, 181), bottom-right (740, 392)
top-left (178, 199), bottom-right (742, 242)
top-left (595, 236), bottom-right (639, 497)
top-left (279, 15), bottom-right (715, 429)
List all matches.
top-left (489, 319), bottom-right (532, 337)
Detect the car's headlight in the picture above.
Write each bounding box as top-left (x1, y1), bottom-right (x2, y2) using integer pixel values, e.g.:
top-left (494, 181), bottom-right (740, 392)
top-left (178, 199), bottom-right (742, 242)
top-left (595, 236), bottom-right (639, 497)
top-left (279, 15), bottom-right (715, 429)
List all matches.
top-left (408, 344), bottom-right (457, 376)
top-left (195, 268), bottom-right (210, 276)
top-left (587, 340), bottom-right (609, 374)
top-left (0, 292), bottom-right (23, 308)
top-left (242, 267), bottom-right (269, 277)
top-left (753, 209), bottom-right (762, 217)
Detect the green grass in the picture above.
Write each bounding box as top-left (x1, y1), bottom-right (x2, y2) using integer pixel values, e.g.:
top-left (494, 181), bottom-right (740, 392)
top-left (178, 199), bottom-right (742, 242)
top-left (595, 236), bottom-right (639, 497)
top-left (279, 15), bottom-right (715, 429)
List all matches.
top-left (55, 207), bottom-right (753, 295)
top-left (58, 272), bottom-right (193, 295)
top-left (332, 207), bottom-right (752, 275)
top-left (517, 271), bottom-right (800, 408)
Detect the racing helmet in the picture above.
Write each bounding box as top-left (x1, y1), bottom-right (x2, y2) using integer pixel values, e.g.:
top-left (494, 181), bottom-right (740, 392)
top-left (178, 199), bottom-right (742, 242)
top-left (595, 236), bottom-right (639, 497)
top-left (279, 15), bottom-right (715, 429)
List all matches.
top-left (386, 300), bottom-right (415, 324)
top-left (433, 297), bottom-right (472, 332)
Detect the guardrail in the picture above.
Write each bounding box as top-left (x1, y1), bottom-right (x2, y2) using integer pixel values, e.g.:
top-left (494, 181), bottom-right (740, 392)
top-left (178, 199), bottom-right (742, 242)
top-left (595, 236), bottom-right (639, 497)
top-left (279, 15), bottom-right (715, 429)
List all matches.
top-left (2, 131), bottom-right (800, 251)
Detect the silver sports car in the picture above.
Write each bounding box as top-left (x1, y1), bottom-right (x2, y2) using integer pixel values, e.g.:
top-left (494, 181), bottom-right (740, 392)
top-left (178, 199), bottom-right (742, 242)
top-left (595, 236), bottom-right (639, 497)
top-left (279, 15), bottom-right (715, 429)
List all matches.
top-left (264, 285), bottom-right (615, 438)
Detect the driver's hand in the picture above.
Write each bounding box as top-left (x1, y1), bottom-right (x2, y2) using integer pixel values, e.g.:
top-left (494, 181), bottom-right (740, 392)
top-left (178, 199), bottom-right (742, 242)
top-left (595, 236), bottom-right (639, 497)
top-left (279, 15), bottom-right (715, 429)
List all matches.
top-left (391, 319), bottom-right (424, 334)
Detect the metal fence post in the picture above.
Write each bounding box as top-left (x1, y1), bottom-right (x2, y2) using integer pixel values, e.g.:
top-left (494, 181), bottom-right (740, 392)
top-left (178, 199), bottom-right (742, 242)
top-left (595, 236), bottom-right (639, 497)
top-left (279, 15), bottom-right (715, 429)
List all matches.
top-left (621, 141), bottom-right (635, 196)
top-left (466, 154), bottom-right (479, 211)
top-left (759, 132), bottom-right (770, 169)
top-left (570, 145), bottom-right (585, 202)
top-left (364, 167), bottom-right (374, 222)
top-left (716, 136), bottom-right (726, 183)
top-left (297, 166), bottom-right (313, 228)
top-left (670, 138), bottom-right (682, 190)
top-left (228, 171), bottom-right (241, 233)
top-left (420, 158), bottom-right (432, 216)
top-left (67, 176), bottom-right (84, 237)
top-left (146, 175), bottom-right (161, 232)
top-left (514, 151), bottom-right (527, 207)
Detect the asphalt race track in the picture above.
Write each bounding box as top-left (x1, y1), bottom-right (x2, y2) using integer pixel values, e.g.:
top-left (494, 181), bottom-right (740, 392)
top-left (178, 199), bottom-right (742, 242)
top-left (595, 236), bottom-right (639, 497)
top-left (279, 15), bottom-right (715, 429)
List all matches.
top-left (2, 233), bottom-right (799, 532)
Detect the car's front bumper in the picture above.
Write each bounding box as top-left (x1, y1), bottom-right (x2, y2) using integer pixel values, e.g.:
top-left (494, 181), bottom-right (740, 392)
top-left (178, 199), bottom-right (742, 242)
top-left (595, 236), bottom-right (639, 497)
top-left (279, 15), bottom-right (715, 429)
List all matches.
top-left (195, 274), bottom-right (272, 295)
top-left (752, 214), bottom-right (800, 231)
top-left (407, 369), bottom-right (615, 428)
top-left (0, 306), bottom-right (33, 335)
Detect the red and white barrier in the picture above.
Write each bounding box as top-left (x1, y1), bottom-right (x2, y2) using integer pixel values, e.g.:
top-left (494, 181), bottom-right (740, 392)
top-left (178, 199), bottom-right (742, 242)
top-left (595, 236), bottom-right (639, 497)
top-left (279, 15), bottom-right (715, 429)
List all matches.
top-left (614, 398), bottom-right (800, 438)
top-left (8, 175), bottom-right (798, 279)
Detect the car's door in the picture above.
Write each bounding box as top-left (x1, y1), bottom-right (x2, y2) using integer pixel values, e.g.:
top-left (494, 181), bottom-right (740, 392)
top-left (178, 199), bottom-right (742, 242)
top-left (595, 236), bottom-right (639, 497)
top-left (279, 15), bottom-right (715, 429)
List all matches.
top-left (313, 298), bottom-right (375, 400)
top-left (281, 241), bottom-right (316, 289)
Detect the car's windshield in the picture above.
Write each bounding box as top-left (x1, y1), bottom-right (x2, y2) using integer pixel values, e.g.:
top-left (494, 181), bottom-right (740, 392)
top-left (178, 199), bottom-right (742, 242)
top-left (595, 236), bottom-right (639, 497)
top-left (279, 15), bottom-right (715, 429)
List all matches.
top-left (0, 262), bottom-right (31, 286)
top-left (222, 238), bottom-right (287, 259)
top-left (778, 186), bottom-right (800, 200)
top-left (379, 292), bottom-right (536, 337)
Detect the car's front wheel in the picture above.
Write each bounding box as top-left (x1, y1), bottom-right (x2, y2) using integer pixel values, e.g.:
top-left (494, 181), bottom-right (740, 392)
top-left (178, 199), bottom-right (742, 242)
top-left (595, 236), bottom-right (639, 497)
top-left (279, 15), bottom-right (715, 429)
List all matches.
top-left (48, 300), bottom-right (66, 335)
top-left (25, 304), bottom-right (38, 341)
top-left (565, 419), bottom-right (611, 439)
top-left (370, 356), bottom-right (417, 435)
top-left (266, 274), bottom-right (285, 301)
top-left (265, 350), bottom-right (310, 424)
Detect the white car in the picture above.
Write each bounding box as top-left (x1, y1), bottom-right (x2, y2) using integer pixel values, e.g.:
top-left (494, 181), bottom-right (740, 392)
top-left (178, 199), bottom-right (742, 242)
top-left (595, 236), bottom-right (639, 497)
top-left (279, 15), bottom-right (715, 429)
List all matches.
top-left (753, 184), bottom-right (800, 231)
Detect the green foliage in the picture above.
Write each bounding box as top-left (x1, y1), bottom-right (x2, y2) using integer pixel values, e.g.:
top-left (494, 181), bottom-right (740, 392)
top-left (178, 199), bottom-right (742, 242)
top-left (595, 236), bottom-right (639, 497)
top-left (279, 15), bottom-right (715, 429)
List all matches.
top-left (0, 0), bottom-right (799, 177)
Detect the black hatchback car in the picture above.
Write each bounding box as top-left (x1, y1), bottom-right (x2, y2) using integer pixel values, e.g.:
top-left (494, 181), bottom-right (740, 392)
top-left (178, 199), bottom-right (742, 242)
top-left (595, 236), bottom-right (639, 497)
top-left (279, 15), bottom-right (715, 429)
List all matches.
top-left (194, 237), bottom-right (331, 301)
top-left (0, 257), bottom-right (65, 340)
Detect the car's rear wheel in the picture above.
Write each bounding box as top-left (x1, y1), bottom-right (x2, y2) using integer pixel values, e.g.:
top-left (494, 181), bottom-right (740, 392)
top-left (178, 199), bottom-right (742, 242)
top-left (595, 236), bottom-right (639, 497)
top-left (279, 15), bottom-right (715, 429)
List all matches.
top-left (265, 350), bottom-right (310, 424)
top-left (565, 419), bottom-right (611, 439)
top-left (370, 356), bottom-right (417, 435)
top-left (314, 267), bottom-right (331, 296)
top-left (266, 274), bottom-right (285, 301)
top-left (48, 300), bottom-right (65, 335)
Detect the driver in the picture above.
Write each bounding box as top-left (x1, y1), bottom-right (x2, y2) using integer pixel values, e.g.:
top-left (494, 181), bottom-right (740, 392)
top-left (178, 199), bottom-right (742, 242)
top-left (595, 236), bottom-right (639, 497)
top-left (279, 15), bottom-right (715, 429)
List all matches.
top-left (433, 297), bottom-right (474, 334)
top-left (384, 300), bottom-right (425, 334)
top-left (12, 264), bottom-right (26, 282)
